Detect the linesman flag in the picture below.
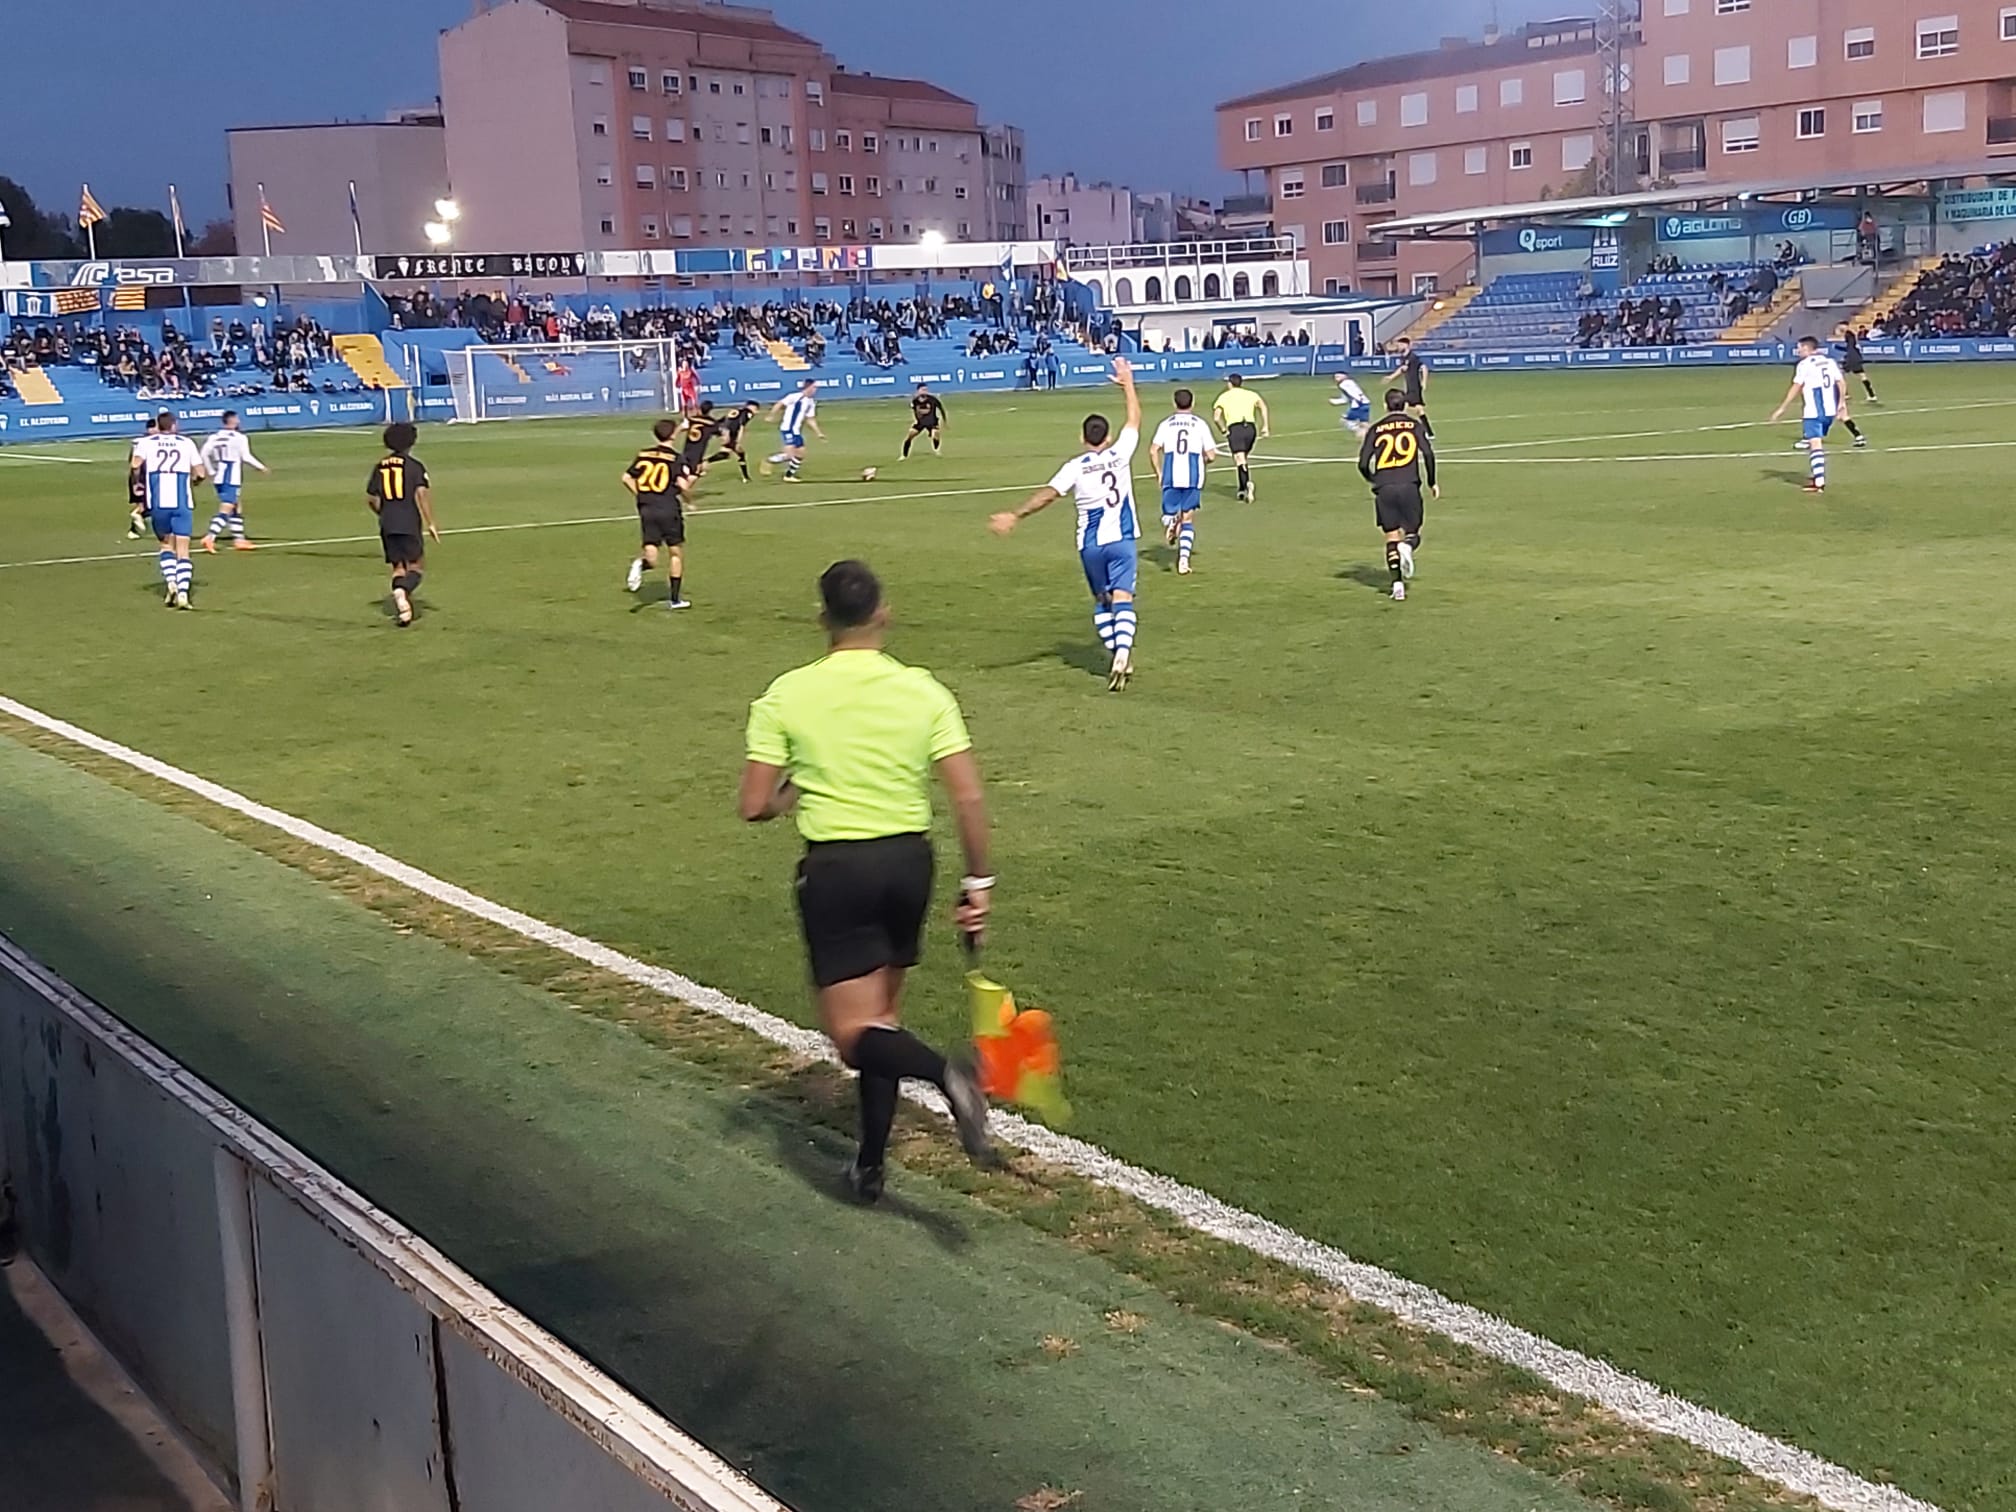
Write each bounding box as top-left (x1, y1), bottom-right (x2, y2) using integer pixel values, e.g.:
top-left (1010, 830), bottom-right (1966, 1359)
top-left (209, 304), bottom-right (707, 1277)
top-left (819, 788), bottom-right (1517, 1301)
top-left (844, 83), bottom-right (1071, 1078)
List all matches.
top-left (967, 966), bottom-right (1070, 1127)
top-left (78, 184), bottom-right (107, 229)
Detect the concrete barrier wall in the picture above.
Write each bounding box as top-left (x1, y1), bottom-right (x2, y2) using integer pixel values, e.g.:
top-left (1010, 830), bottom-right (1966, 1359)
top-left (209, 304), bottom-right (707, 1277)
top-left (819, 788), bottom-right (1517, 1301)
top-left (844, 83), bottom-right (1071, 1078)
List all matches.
top-left (0, 933), bottom-right (790, 1512)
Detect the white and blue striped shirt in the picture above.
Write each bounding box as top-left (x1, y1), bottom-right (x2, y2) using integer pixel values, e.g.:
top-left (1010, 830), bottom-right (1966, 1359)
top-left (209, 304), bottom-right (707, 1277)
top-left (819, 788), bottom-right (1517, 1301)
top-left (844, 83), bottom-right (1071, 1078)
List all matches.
top-left (1047, 425), bottom-right (1140, 549)
top-left (200, 428), bottom-right (265, 490)
top-left (780, 391), bottom-right (817, 436)
top-left (132, 433), bottom-right (203, 513)
top-left (1151, 413), bottom-right (1217, 491)
top-left (1796, 354), bottom-right (1844, 419)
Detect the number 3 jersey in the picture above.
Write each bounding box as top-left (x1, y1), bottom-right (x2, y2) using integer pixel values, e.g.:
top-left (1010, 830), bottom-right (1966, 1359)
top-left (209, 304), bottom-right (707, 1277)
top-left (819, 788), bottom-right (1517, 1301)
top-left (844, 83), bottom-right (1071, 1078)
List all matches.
top-left (1047, 424), bottom-right (1141, 550)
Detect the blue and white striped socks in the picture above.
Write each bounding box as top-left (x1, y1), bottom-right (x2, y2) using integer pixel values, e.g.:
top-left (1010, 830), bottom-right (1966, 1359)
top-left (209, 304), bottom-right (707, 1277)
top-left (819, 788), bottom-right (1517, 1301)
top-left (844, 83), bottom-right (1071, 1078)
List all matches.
top-left (206, 512), bottom-right (231, 539)
top-left (1112, 603), bottom-right (1137, 657)
top-left (157, 549), bottom-right (176, 588)
top-left (1177, 523), bottom-right (1195, 571)
top-left (1093, 607), bottom-right (1116, 651)
top-left (174, 557), bottom-right (193, 595)
top-left (227, 513), bottom-right (246, 539)
top-left (1809, 445), bottom-right (1826, 490)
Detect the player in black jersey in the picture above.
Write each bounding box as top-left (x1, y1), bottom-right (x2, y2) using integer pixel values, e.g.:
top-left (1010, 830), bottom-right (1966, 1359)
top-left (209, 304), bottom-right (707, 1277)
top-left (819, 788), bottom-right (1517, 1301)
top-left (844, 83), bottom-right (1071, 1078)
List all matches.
top-left (705, 400), bottom-right (760, 481)
top-left (365, 423), bottom-right (441, 627)
top-left (681, 402), bottom-right (719, 481)
top-left (1839, 328), bottom-right (1880, 405)
top-left (1357, 390), bottom-right (1437, 603)
top-left (1385, 336), bottom-right (1435, 439)
top-left (624, 418), bottom-right (694, 610)
top-left (126, 416), bottom-right (157, 538)
top-left (901, 384), bottom-right (946, 459)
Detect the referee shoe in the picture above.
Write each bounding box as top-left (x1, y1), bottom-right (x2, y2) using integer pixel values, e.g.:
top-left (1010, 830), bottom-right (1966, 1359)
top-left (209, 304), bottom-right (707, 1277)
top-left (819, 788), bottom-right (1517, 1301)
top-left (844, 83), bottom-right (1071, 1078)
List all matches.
top-left (943, 1059), bottom-right (994, 1164)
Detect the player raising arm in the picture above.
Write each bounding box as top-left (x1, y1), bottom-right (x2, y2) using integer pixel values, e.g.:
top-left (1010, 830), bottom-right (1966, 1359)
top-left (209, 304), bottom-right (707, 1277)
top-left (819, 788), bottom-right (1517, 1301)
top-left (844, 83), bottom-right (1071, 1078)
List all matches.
top-left (990, 357), bottom-right (1145, 691)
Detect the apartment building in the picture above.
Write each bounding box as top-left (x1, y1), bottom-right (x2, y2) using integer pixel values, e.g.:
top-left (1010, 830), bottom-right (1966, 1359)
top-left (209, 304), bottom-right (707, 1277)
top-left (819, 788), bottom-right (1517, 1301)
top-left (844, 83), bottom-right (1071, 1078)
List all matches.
top-left (436, 0), bottom-right (1024, 253)
top-left (1220, 4), bottom-right (2016, 295)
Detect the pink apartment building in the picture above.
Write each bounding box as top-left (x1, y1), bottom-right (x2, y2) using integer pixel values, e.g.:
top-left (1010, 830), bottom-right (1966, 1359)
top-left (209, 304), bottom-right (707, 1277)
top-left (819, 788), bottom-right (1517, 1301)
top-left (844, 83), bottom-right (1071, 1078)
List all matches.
top-left (1221, 4), bottom-right (2016, 295)
top-left (437, 0), bottom-right (1025, 254)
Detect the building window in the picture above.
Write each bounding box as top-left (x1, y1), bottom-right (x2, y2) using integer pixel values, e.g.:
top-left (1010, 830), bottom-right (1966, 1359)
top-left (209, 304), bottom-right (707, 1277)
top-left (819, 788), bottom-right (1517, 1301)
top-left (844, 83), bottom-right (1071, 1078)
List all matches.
top-left (1456, 84), bottom-right (1478, 113)
top-left (1853, 98), bottom-right (1884, 133)
top-left (807, 79), bottom-right (824, 102)
top-left (1322, 219), bottom-right (1349, 244)
top-left (836, 130), bottom-right (852, 150)
top-left (708, 77), bottom-right (721, 94)
top-left (929, 137), bottom-right (941, 153)
top-left (763, 171), bottom-right (776, 190)
top-left (586, 63), bottom-right (609, 86)
top-left (1714, 46), bottom-right (1751, 85)
top-left (641, 216), bottom-right (659, 239)
top-left (594, 163), bottom-right (612, 185)
top-left (1562, 133), bottom-right (1595, 170)
top-left (1408, 151), bottom-right (1438, 185)
top-left (736, 123), bottom-right (752, 144)
top-left (591, 116), bottom-right (608, 137)
top-left (634, 165), bottom-right (655, 187)
top-left (1275, 113), bottom-right (1294, 136)
top-left (714, 170), bottom-right (728, 188)
top-left (839, 174), bottom-right (854, 194)
top-left (1664, 53), bottom-right (1691, 84)
top-left (666, 119), bottom-right (685, 141)
top-left (1321, 163), bottom-right (1348, 188)
top-left (733, 82), bottom-right (745, 96)
top-left (1323, 277), bottom-right (1342, 295)
top-left (765, 215), bottom-right (782, 237)
top-left (1721, 115), bottom-right (1761, 152)
top-left (627, 67), bottom-right (647, 90)
top-left (1788, 35), bottom-right (1817, 68)
top-left (866, 175), bottom-right (880, 195)
top-left (958, 220), bottom-right (971, 237)
top-left (811, 172), bottom-right (829, 194)
top-left (1465, 145), bottom-right (1488, 174)
top-left (599, 217), bottom-right (615, 235)
top-left (954, 183), bottom-right (968, 199)
top-left (1500, 77), bottom-right (1524, 107)
top-left (1554, 69), bottom-right (1586, 105)
top-left (1924, 89), bottom-right (1967, 133)
top-left (814, 217), bottom-right (831, 239)
top-left (632, 115), bottom-right (652, 139)
top-left (863, 132), bottom-right (879, 153)
top-left (810, 128), bottom-right (825, 150)
top-left (1664, 0), bottom-right (1689, 12)
top-left (1917, 16), bottom-right (1960, 57)
top-left (1509, 141), bottom-right (1534, 169)
top-left (1714, 0), bottom-right (1748, 11)
top-left (923, 176), bottom-right (938, 193)
top-left (1175, 275), bottom-right (1193, 299)
top-left (1356, 99), bottom-right (1378, 125)
top-left (1797, 107), bottom-right (1826, 138)
top-left (1279, 170), bottom-right (1305, 199)
top-left (1316, 108), bottom-right (1335, 130)
top-left (1401, 91), bottom-right (1428, 126)
top-left (668, 168), bottom-right (688, 190)
top-left (672, 216), bottom-right (692, 237)
top-left (784, 170), bottom-right (798, 190)
top-left (2004, 7), bottom-right (2016, 40)
top-left (760, 126), bottom-right (773, 145)
top-left (867, 220), bottom-right (883, 239)
top-left (1845, 28), bottom-right (1876, 60)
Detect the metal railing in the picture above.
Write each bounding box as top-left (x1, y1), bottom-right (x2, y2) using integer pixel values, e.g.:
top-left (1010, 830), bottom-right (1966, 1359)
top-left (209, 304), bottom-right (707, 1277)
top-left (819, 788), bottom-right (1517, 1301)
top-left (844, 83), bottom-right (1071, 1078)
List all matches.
top-left (1989, 116), bottom-right (2016, 145)
top-left (1355, 184), bottom-right (1397, 206)
top-left (1356, 241), bottom-right (1399, 262)
top-left (1062, 236), bottom-right (1299, 275)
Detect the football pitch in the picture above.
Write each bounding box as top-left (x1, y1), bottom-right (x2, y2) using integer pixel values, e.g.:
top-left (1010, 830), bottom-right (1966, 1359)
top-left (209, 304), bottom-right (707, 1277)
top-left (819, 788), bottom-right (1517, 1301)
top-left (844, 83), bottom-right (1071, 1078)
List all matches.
top-left (3, 366), bottom-right (2015, 1511)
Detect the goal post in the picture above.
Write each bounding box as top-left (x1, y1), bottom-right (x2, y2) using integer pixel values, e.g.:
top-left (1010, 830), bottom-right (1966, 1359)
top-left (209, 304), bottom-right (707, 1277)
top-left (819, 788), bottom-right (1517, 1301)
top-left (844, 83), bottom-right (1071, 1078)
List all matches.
top-left (449, 338), bottom-right (682, 424)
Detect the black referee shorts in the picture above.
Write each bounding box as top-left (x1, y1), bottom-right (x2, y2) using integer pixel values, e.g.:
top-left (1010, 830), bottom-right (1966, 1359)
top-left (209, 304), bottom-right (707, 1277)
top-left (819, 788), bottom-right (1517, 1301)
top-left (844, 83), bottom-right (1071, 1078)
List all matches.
top-left (795, 833), bottom-right (934, 987)
top-left (1227, 422), bottom-right (1258, 455)
top-left (1373, 483), bottom-right (1424, 535)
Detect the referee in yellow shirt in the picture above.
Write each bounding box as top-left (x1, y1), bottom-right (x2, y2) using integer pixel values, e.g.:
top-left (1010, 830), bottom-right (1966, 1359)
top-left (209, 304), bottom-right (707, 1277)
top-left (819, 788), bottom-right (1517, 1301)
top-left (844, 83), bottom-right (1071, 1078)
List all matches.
top-left (741, 559), bottom-right (995, 1203)
top-left (1211, 374), bottom-right (1270, 502)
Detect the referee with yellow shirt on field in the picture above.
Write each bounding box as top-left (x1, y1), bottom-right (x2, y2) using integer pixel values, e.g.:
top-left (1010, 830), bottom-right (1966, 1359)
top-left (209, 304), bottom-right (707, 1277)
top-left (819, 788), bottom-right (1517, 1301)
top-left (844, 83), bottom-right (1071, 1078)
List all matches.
top-left (741, 560), bottom-right (995, 1204)
top-left (1211, 374), bottom-right (1270, 502)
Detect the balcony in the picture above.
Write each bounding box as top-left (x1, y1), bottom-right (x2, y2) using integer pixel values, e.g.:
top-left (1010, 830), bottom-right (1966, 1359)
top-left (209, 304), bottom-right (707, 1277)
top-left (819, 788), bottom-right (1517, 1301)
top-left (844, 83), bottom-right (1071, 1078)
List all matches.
top-left (1660, 147), bottom-right (1707, 174)
top-left (1355, 183), bottom-right (1397, 206)
top-left (1990, 115), bottom-right (2016, 146)
top-left (1356, 240), bottom-right (1398, 262)
top-left (1221, 194), bottom-right (1272, 216)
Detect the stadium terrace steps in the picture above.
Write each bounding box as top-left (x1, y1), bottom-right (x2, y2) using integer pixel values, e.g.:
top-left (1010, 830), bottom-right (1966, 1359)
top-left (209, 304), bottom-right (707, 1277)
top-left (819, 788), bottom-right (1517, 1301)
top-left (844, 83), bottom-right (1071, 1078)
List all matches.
top-left (1835, 255), bottom-right (1945, 337)
top-left (763, 337), bottom-right (811, 372)
top-left (333, 334), bottom-right (406, 389)
top-left (1394, 286), bottom-right (1480, 345)
top-left (1720, 275), bottom-right (1804, 342)
top-left (12, 367), bottom-right (62, 405)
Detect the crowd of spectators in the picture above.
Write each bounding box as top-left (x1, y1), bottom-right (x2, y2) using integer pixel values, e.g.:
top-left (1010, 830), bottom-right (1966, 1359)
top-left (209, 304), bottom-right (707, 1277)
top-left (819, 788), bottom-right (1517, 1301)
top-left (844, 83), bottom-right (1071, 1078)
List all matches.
top-left (1, 313), bottom-right (363, 402)
top-left (1883, 243), bottom-right (2016, 338)
top-left (1577, 295), bottom-right (1690, 348)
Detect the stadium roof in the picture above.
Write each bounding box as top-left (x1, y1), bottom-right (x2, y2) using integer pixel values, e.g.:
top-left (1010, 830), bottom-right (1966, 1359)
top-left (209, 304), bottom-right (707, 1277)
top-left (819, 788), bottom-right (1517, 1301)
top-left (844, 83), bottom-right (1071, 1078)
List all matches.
top-left (539, 0), bottom-right (818, 47)
top-left (1371, 159), bottom-right (2016, 238)
top-left (828, 71), bottom-right (973, 107)
top-left (1219, 22), bottom-right (1601, 111)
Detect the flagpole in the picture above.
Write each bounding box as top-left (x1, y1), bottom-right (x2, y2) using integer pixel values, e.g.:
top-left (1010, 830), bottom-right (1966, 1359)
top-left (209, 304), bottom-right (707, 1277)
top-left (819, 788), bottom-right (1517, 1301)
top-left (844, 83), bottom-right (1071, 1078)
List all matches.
top-left (169, 183), bottom-right (193, 325)
top-left (348, 180), bottom-right (364, 257)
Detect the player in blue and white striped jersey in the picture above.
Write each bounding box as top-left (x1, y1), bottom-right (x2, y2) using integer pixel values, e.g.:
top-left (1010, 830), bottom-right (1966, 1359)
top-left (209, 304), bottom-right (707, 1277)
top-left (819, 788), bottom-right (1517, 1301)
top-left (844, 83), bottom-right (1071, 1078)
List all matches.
top-left (1331, 371), bottom-right (1373, 437)
top-left (131, 410), bottom-right (209, 609)
top-left (199, 411), bottom-right (271, 553)
top-left (1149, 390), bottom-right (1219, 576)
top-left (1769, 336), bottom-right (1849, 493)
top-left (990, 357), bottom-right (1144, 692)
top-left (762, 380), bottom-right (824, 482)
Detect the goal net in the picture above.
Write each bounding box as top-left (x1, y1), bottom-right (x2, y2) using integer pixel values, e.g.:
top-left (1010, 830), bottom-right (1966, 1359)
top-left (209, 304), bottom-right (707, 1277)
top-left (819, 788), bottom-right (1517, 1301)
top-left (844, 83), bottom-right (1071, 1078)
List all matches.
top-left (449, 338), bottom-right (680, 424)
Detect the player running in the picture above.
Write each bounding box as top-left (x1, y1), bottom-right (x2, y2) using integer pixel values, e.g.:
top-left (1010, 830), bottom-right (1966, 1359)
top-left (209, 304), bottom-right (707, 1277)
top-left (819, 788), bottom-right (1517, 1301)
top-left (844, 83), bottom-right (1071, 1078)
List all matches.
top-left (901, 384), bottom-right (946, 459)
top-left (1839, 328), bottom-right (1881, 406)
top-left (1386, 336), bottom-right (1435, 438)
top-left (125, 415), bottom-right (157, 538)
top-left (705, 400), bottom-right (761, 481)
top-left (1149, 389), bottom-right (1218, 576)
top-left (990, 357), bottom-right (1144, 692)
top-left (1358, 389), bottom-right (1437, 603)
top-left (199, 411), bottom-right (270, 553)
top-left (681, 402), bottom-right (719, 483)
top-left (1769, 336), bottom-right (1849, 493)
top-left (1331, 371), bottom-right (1373, 437)
top-left (133, 411), bottom-right (208, 609)
top-left (1211, 374), bottom-right (1269, 502)
top-left (763, 380), bottom-right (823, 482)
top-left (623, 418), bottom-right (695, 609)
top-left (365, 422), bottom-right (441, 627)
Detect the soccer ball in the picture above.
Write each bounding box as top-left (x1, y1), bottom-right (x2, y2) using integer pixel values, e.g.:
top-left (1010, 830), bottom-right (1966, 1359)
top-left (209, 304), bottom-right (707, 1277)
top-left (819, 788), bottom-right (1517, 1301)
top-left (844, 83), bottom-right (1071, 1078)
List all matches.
top-left (861, 467), bottom-right (878, 482)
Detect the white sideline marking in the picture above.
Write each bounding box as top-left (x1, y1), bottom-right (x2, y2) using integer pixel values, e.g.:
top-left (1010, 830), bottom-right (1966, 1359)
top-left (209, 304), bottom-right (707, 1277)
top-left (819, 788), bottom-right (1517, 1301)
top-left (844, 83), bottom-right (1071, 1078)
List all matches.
top-left (0, 692), bottom-right (1941, 1512)
top-left (0, 450), bottom-right (97, 465)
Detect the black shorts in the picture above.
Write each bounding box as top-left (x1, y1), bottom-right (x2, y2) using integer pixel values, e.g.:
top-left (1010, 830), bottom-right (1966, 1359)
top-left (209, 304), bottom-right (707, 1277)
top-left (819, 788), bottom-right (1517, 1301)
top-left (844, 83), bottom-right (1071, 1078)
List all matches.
top-left (638, 501), bottom-right (686, 548)
top-left (381, 532), bottom-right (424, 565)
top-left (1374, 484), bottom-right (1424, 535)
top-left (795, 833), bottom-right (934, 988)
top-left (1404, 390), bottom-right (1426, 409)
top-left (1842, 356), bottom-right (1866, 374)
top-left (1227, 422), bottom-right (1258, 455)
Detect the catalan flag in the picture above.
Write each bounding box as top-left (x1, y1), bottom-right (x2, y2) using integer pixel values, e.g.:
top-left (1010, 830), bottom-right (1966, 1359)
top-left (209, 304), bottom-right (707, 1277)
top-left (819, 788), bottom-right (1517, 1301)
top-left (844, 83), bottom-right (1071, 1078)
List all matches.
top-left (78, 184), bottom-right (107, 229)
top-left (112, 286), bottom-right (148, 311)
top-left (260, 195), bottom-right (286, 237)
top-left (54, 287), bottom-right (100, 316)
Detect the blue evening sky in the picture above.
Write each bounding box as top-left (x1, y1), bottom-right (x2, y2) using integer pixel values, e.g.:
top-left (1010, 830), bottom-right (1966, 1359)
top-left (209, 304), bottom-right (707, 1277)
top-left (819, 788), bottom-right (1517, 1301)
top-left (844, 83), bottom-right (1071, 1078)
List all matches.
top-left (0, 0), bottom-right (1544, 223)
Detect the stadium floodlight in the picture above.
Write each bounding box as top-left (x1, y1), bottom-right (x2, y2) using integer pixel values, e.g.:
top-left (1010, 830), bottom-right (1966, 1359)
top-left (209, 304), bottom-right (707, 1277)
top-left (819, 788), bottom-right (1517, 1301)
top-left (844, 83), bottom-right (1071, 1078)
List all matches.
top-left (424, 221), bottom-right (451, 246)
top-left (919, 229), bottom-right (946, 248)
top-left (435, 198), bottom-right (462, 223)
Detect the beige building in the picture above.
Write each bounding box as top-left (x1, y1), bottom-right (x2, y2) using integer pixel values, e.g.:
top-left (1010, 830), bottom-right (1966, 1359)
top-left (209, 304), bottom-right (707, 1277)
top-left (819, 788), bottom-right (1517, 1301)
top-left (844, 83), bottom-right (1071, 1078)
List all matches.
top-left (1220, 3), bottom-right (2016, 295)
top-left (225, 115), bottom-right (447, 256)
top-left (434, 0), bottom-right (1024, 253)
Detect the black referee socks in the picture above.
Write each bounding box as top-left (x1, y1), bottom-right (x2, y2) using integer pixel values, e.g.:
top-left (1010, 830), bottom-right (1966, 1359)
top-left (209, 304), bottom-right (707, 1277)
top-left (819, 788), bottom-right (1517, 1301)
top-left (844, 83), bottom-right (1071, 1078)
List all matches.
top-left (850, 1023), bottom-right (949, 1089)
top-left (857, 1074), bottom-right (899, 1167)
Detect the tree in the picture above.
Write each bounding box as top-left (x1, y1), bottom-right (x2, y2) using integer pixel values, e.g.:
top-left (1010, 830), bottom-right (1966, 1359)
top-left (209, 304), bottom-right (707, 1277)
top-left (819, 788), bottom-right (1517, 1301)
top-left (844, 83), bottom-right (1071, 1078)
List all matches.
top-left (0, 174), bottom-right (81, 258)
top-left (189, 218), bottom-right (236, 257)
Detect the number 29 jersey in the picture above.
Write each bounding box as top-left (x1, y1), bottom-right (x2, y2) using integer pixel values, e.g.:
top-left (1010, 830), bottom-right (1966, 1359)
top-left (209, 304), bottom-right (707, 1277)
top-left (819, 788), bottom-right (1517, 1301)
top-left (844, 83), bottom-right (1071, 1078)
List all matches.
top-left (1357, 414), bottom-right (1436, 491)
top-left (1046, 424), bottom-right (1140, 550)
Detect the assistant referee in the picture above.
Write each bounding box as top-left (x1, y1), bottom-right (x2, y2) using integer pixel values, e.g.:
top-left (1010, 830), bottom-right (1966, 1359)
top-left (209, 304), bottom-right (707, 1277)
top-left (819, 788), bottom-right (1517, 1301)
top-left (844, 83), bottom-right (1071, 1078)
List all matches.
top-left (1211, 374), bottom-right (1270, 502)
top-left (741, 560), bottom-right (995, 1203)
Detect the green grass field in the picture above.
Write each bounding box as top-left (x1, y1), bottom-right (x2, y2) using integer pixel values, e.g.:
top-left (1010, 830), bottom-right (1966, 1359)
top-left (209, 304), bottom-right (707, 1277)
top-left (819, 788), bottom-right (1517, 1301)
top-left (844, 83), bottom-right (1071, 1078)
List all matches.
top-left (3, 366), bottom-right (2014, 1510)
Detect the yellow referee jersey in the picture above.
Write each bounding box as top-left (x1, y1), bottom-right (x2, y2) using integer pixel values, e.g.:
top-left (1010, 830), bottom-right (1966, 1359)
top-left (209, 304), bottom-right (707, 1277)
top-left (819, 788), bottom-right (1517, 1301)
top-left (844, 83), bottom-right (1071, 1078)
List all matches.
top-left (1214, 387), bottom-right (1262, 427)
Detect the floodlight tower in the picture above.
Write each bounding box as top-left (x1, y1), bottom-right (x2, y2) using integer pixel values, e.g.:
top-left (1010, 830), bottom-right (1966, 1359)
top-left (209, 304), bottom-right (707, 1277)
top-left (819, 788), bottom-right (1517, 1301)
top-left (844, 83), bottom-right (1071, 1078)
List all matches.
top-left (1596, 0), bottom-right (1638, 195)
